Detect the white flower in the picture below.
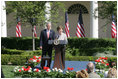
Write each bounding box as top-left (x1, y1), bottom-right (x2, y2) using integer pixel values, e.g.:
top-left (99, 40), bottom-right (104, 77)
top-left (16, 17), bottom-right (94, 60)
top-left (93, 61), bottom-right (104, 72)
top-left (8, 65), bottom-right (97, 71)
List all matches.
top-left (47, 69), bottom-right (51, 72)
top-left (14, 66), bottom-right (19, 69)
top-left (54, 68), bottom-right (58, 71)
top-left (28, 70), bottom-right (32, 72)
top-left (52, 68), bottom-right (55, 71)
top-left (33, 69), bottom-right (36, 71)
top-left (58, 68), bottom-right (61, 71)
top-left (38, 70), bottom-right (41, 72)
top-left (98, 63), bottom-right (101, 65)
top-left (33, 59), bottom-right (37, 62)
top-left (59, 70), bottom-right (63, 72)
top-left (36, 56), bottom-right (39, 58)
top-left (58, 68), bottom-right (63, 72)
top-left (14, 69), bottom-right (16, 72)
top-left (66, 71), bottom-right (69, 73)
top-left (100, 60), bottom-right (102, 62)
top-left (95, 62), bottom-right (97, 64)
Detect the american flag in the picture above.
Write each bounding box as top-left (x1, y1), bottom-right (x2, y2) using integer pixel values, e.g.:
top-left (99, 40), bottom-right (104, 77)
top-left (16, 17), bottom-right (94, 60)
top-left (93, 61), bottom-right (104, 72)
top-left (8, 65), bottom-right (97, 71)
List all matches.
top-left (111, 15), bottom-right (117, 38)
top-left (76, 10), bottom-right (85, 38)
top-left (16, 22), bottom-right (22, 37)
top-left (34, 25), bottom-right (37, 37)
top-left (65, 12), bottom-right (70, 37)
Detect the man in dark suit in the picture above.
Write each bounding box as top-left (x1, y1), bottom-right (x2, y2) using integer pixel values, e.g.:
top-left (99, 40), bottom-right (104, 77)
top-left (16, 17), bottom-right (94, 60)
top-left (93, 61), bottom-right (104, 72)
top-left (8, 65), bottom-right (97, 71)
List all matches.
top-left (40, 23), bottom-right (55, 69)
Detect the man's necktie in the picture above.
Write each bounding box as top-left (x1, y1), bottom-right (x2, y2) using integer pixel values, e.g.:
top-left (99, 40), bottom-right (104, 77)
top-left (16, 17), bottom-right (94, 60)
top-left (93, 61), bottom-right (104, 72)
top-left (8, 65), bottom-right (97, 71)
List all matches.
top-left (47, 31), bottom-right (49, 39)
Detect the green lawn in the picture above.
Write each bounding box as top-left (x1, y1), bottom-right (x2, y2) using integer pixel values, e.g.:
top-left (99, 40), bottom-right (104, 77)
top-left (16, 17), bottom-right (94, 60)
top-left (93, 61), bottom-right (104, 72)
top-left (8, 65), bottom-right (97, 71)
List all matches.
top-left (2, 65), bottom-right (17, 78)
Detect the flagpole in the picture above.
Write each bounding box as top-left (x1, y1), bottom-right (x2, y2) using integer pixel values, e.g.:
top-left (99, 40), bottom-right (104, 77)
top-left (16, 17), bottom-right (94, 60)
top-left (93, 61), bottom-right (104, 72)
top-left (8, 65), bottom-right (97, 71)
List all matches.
top-left (32, 18), bottom-right (35, 51)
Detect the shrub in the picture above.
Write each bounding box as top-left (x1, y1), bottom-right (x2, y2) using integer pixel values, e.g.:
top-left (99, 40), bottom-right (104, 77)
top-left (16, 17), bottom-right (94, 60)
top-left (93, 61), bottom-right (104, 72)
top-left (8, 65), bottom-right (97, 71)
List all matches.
top-left (1, 55), bottom-right (34, 65)
top-left (1, 55), bottom-right (117, 65)
top-left (1, 37), bottom-right (40, 50)
top-left (66, 47), bottom-right (116, 56)
top-left (68, 37), bottom-right (116, 49)
top-left (1, 37), bottom-right (116, 50)
top-left (1, 54), bottom-right (11, 65)
top-left (1, 48), bottom-right (42, 55)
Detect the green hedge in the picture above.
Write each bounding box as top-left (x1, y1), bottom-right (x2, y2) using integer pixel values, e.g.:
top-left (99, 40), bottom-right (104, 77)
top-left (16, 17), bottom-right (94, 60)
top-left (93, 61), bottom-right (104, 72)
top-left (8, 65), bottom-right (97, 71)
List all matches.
top-left (1, 48), bottom-right (42, 55)
top-left (1, 55), bottom-right (34, 65)
top-left (2, 47), bottom-right (116, 56)
top-left (1, 37), bottom-right (40, 50)
top-left (68, 37), bottom-right (116, 49)
top-left (66, 47), bottom-right (116, 56)
top-left (1, 37), bottom-right (116, 50)
top-left (1, 54), bottom-right (117, 65)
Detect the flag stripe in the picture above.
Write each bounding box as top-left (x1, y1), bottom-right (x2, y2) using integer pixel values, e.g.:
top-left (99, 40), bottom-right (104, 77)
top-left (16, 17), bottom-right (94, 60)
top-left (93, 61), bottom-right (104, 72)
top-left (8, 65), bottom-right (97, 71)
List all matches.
top-left (111, 19), bottom-right (117, 38)
top-left (16, 23), bottom-right (22, 37)
top-left (76, 10), bottom-right (85, 38)
top-left (65, 12), bottom-right (70, 38)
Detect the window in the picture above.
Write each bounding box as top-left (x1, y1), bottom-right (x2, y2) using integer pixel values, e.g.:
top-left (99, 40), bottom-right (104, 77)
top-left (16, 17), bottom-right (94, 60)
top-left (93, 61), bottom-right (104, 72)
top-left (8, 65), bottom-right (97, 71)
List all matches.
top-left (67, 4), bottom-right (88, 14)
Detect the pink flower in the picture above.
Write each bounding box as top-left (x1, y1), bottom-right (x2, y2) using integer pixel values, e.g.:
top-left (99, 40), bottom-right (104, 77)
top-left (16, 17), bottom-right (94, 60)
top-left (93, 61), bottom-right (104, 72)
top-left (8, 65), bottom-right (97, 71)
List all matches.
top-left (85, 69), bottom-right (87, 71)
top-left (101, 61), bottom-right (105, 64)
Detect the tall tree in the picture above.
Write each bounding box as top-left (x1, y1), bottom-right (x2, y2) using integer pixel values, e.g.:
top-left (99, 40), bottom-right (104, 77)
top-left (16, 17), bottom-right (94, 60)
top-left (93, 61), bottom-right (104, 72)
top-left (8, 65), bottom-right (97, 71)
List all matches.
top-left (6, 1), bottom-right (65, 51)
top-left (98, 1), bottom-right (117, 23)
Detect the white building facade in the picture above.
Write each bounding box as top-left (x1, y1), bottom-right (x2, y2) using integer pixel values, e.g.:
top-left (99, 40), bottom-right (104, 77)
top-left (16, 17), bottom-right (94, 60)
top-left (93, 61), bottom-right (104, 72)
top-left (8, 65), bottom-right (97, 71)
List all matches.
top-left (1, 1), bottom-right (113, 38)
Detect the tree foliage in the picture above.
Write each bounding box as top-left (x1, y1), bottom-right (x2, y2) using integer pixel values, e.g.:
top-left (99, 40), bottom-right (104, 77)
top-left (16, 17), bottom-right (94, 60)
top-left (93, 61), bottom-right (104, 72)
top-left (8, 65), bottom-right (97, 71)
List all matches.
top-left (6, 1), bottom-right (65, 26)
top-left (98, 1), bottom-right (117, 23)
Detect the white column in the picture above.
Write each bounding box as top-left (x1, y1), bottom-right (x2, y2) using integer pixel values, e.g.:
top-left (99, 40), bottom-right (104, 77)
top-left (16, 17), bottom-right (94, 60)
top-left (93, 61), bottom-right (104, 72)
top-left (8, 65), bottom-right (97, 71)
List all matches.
top-left (1, 1), bottom-right (7, 37)
top-left (45, 2), bottom-right (51, 28)
top-left (90, 1), bottom-right (98, 38)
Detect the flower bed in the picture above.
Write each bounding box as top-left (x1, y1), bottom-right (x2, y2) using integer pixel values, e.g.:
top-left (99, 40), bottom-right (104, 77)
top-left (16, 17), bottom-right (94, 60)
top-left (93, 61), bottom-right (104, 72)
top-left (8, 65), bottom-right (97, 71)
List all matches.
top-left (13, 56), bottom-right (76, 78)
top-left (95, 57), bottom-right (117, 78)
top-left (12, 56), bottom-right (116, 78)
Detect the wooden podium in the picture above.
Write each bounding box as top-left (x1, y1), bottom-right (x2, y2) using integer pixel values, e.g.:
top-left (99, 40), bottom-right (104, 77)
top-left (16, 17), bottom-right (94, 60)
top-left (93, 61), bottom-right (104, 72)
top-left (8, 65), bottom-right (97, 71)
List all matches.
top-left (48, 40), bottom-right (67, 70)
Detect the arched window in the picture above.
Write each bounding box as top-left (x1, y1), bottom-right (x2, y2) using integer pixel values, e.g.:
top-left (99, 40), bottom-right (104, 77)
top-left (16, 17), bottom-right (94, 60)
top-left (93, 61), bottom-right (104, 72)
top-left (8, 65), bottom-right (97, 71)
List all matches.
top-left (67, 4), bottom-right (88, 14)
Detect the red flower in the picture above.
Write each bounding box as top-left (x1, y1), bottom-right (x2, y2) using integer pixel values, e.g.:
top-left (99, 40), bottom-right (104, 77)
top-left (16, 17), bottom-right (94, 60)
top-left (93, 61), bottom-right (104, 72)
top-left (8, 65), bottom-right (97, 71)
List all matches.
top-left (35, 69), bottom-right (39, 72)
top-left (95, 59), bottom-right (100, 62)
top-left (102, 57), bottom-right (105, 59)
top-left (97, 59), bottom-right (100, 62)
top-left (95, 60), bottom-right (98, 62)
top-left (29, 58), bottom-right (33, 60)
top-left (67, 67), bottom-right (74, 71)
top-left (37, 60), bottom-right (40, 62)
top-left (22, 67), bottom-right (24, 69)
top-left (99, 57), bottom-right (102, 59)
top-left (105, 57), bottom-right (108, 60)
top-left (26, 66), bottom-right (31, 70)
top-left (43, 66), bottom-right (49, 70)
top-left (19, 69), bottom-right (21, 72)
top-left (33, 56), bottom-right (37, 59)
top-left (28, 66), bottom-right (31, 68)
top-left (85, 69), bottom-right (87, 71)
top-left (106, 63), bottom-right (109, 66)
top-left (46, 69), bottom-right (49, 72)
top-left (101, 61), bottom-right (105, 64)
top-left (38, 56), bottom-right (41, 59)
top-left (71, 68), bottom-right (74, 70)
top-left (24, 68), bottom-right (27, 71)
